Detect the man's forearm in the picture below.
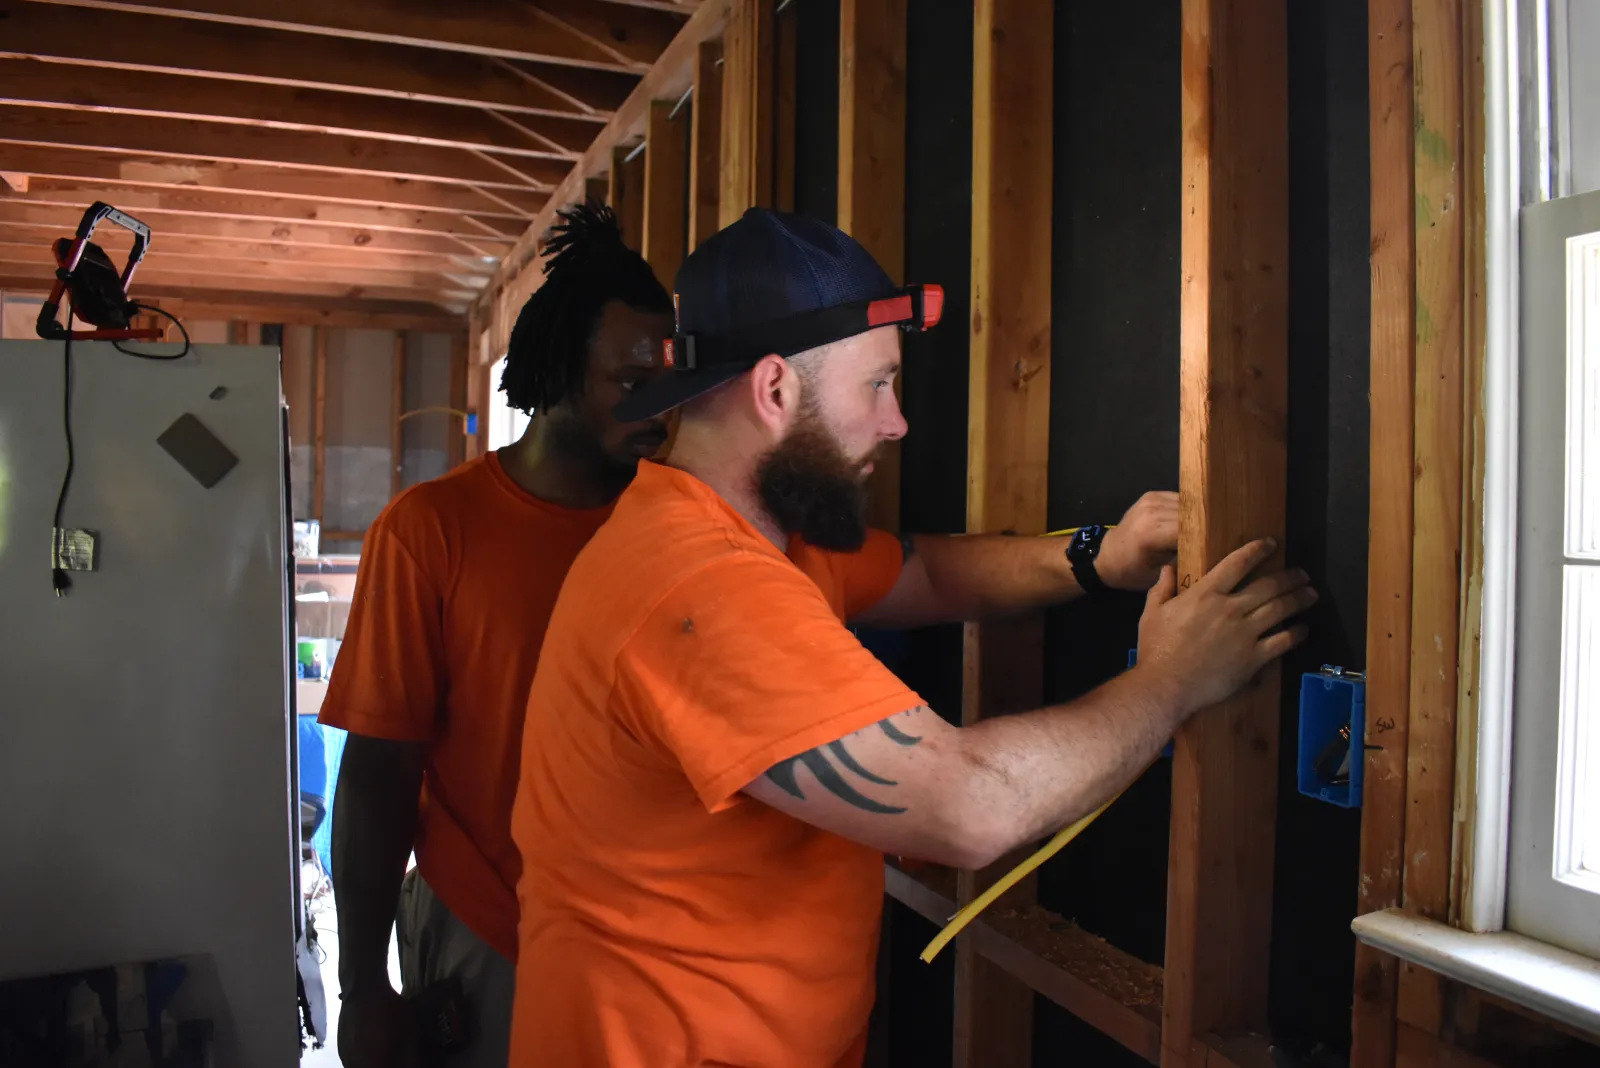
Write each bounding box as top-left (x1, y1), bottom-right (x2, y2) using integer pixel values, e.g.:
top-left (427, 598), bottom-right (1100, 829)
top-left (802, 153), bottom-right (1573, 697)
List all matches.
top-left (950, 665), bottom-right (1188, 866)
top-left (332, 734), bottom-right (426, 994)
top-left (914, 532), bottom-right (1083, 620)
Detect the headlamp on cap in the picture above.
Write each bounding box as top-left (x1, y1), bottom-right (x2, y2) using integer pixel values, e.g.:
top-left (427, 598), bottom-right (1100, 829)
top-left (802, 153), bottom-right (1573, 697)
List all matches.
top-left (663, 283), bottom-right (944, 372)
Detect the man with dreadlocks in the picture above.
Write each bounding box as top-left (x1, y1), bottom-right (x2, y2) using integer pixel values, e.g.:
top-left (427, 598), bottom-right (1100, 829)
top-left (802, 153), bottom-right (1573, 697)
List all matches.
top-left (318, 204), bottom-right (679, 1068)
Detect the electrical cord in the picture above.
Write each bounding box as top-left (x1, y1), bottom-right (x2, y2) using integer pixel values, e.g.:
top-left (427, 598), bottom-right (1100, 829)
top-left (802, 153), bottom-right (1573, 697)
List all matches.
top-left (52, 301), bottom-right (192, 596)
top-left (51, 311), bottom-right (76, 597)
top-left (114, 302), bottom-right (191, 360)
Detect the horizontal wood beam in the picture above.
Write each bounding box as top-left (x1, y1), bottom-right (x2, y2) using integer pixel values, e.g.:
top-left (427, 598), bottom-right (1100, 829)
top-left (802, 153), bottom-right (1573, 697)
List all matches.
top-left (531, 0), bottom-right (689, 69)
top-left (0, 58), bottom-right (593, 161)
top-left (0, 146), bottom-right (540, 221)
top-left (0, 189), bottom-right (521, 246)
top-left (28, 0), bottom-right (676, 73)
top-left (0, 204), bottom-right (505, 260)
top-left (0, 242), bottom-right (486, 290)
top-left (0, 223), bottom-right (493, 275)
top-left (0, 276), bottom-right (465, 330)
top-left (480, 0), bottom-right (730, 354)
top-left (883, 867), bottom-right (1278, 1068)
top-left (0, 260), bottom-right (471, 309)
top-left (0, 1), bottom-right (627, 120)
top-left (0, 105), bottom-right (567, 191)
top-left (599, 0), bottom-right (703, 11)
top-left (886, 865), bottom-right (1164, 1065)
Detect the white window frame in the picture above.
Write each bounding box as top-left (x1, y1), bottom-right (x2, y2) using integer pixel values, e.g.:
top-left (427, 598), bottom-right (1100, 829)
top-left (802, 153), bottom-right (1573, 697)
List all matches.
top-left (1506, 188), bottom-right (1600, 957)
top-left (1355, 0), bottom-right (1600, 1036)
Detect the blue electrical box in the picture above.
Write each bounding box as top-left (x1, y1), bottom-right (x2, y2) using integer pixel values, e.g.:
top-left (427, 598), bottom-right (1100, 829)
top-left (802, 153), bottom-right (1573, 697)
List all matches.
top-left (1297, 666), bottom-right (1366, 808)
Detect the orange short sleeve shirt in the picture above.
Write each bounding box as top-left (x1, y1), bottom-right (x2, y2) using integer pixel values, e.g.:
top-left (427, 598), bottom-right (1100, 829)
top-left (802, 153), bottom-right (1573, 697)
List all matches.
top-left (318, 454), bottom-right (614, 957)
top-left (510, 463), bottom-right (923, 1068)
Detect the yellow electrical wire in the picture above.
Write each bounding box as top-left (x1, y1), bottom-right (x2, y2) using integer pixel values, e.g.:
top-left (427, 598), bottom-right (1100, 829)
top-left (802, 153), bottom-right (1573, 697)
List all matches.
top-left (397, 406), bottom-right (470, 423)
top-left (919, 521), bottom-right (1135, 964)
top-left (919, 789), bottom-right (1127, 962)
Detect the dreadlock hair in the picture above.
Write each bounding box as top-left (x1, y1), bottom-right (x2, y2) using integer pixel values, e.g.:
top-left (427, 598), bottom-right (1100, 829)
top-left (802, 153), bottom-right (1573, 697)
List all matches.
top-left (499, 200), bottom-right (673, 415)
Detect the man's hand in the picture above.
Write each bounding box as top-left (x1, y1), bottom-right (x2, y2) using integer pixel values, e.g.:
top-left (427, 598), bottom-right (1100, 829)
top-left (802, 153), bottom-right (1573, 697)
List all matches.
top-left (1095, 491), bottom-right (1179, 591)
top-left (1135, 538), bottom-right (1316, 715)
top-left (338, 986), bottom-right (423, 1068)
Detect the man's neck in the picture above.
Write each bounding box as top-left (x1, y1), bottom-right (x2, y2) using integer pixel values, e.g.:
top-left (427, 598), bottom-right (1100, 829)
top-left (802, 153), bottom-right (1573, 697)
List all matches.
top-left (496, 418), bottom-right (628, 511)
top-left (667, 437), bottom-right (787, 550)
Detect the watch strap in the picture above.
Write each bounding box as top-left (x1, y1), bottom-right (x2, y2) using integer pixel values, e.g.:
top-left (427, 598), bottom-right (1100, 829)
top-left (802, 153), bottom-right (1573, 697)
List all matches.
top-left (1066, 524), bottom-right (1112, 596)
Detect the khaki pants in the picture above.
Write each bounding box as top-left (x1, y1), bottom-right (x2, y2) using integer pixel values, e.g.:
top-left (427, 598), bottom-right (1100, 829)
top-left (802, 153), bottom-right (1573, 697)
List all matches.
top-left (397, 868), bottom-right (516, 1068)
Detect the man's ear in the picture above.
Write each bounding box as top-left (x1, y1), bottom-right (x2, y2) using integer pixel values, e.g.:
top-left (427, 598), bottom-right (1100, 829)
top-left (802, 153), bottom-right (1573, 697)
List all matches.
top-left (747, 354), bottom-right (798, 429)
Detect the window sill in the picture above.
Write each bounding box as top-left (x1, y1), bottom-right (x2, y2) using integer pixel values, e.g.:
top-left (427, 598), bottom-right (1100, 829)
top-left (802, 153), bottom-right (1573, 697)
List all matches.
top-left (1351, 908), bottom-right (1600, 1036)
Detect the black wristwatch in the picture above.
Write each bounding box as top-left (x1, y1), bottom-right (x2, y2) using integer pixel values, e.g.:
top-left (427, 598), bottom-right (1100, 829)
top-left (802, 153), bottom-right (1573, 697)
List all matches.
top-left (1066, 524), bottom-right (1112, 596)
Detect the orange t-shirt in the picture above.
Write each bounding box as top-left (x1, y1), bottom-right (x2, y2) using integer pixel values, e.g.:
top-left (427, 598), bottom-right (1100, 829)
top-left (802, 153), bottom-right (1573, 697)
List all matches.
top-left (509, 462), bottom-right (924, 1068)
top-left (319, 454), bottom-right (904, 962)
top-left (318, 453), bottom-right (615, 957)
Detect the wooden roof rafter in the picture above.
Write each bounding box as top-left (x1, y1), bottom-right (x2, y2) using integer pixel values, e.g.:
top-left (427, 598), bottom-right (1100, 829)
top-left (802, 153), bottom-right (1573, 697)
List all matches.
top-left (0, 0), bottom-right (700, 318)
top-left (23, 0), bottom-right (677, 73)
top-left (0, 1), bottom-right (633, 121)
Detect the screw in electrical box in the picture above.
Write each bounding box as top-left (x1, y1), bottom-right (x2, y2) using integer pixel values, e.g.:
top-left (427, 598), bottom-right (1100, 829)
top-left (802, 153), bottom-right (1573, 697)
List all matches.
top-left (51, 528), bottom-right (99, 572)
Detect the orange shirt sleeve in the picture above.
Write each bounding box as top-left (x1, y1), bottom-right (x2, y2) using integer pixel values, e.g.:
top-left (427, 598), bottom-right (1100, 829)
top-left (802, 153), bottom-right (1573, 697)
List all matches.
top-left (317, 504), bottom-right (445, 743)
top-left (614, 551), bottom-right (924, 813)
top-left (838, 527), bottom-right (905, 620)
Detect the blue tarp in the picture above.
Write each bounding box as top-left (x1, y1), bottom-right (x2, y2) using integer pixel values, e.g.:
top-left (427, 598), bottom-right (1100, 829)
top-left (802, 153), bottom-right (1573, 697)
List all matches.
top-left (297, 713), bottom-right (346, 882)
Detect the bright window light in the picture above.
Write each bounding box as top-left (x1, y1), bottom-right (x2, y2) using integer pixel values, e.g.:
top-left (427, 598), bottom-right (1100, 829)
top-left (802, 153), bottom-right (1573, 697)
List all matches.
top-left (485, 355), bottom-right (528, 452)
top-left (1566, 233), bottom-right (1600, 559)
top-left (1558, 230), bottom-right (1600, 895)
top-left (1555, 568), bottom-right (1600, 892)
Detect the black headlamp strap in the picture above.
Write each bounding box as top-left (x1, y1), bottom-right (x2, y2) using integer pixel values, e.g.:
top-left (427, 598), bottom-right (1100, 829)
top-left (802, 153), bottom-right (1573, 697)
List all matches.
top-left (669, 285), bottom-right (932, 371)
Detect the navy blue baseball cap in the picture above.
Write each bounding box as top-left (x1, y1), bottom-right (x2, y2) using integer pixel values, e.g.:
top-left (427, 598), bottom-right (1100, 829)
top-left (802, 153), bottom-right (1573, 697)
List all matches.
top-left (612, 207), bottom-right (943, 422)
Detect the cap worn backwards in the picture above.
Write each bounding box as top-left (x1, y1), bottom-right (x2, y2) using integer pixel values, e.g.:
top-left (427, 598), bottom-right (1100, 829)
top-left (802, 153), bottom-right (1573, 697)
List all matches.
top-left (611, 207), bottom-right (907, 423)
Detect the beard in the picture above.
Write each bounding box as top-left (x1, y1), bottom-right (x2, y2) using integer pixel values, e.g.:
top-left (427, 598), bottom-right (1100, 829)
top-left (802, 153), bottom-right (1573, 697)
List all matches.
top-left (755, 399), bottom-right (875, 551)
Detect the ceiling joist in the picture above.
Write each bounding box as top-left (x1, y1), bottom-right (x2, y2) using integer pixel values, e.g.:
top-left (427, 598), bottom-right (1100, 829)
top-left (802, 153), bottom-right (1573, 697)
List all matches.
top-left (0, 59), bottom-right (593, 161)
top-left (0, 105), bottom-right (568, 191)
top-left (0, 223), bottom-right (494, 276)
top-left (0, 207), bottom-right (506, 260)
top-left (0, 189), bottom-right (524, 244)
top-left (0, 241), bottom-right (487, 292)
top-left (22, 0), bottom-right (680, 73)
top-left (0, 0), bottom-right (706, 319)
top-left (0, 257), bottom-right (476, 310)
top-left (0, 1), bottom-right (631, 120)
top-left (0, 277), bottom-right (467, 330)
top-left (0, 146), bottom-right (544, 219)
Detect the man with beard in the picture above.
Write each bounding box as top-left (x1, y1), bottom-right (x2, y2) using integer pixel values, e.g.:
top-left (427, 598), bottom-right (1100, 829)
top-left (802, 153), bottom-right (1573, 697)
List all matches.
top-left (505, 208), bottom-right (1317, 1066)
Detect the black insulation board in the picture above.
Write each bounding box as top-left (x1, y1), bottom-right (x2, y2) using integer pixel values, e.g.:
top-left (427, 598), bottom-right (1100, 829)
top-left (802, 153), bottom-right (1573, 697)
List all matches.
top-left (896, 0), bottom-right (974, 731)
top-left (793, 0), bottom-right (839, 224)
top-left (1036, 0), bottom-right (1371, 1061)
top-left (1267, 0), bottom-right (1370, 1056)
top-left (800, 0), bottom-right (1367, 1061)
top-left (1038, 0), bottom-right (1182, 989)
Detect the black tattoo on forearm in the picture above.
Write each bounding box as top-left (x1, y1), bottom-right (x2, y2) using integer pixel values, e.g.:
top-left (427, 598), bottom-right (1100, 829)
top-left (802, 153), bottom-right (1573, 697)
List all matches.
top-left (765, 719), bottom-right (923, 814)
top-left (879, 719), bottom-right (921, 746)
